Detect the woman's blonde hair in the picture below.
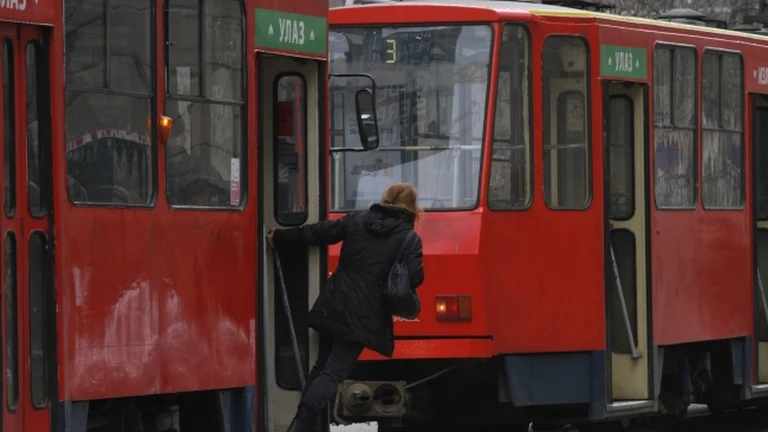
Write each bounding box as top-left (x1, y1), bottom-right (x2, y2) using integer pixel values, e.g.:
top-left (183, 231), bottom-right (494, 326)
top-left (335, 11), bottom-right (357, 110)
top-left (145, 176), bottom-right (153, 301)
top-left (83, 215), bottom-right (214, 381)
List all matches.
top-left (379, 183), bottom-right (422, 222)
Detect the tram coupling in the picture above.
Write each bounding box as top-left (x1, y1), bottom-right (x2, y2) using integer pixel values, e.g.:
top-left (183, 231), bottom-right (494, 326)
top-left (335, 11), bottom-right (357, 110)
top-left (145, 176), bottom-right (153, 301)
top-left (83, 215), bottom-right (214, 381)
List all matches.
top-left (332, 380), bottom-right (409, 424)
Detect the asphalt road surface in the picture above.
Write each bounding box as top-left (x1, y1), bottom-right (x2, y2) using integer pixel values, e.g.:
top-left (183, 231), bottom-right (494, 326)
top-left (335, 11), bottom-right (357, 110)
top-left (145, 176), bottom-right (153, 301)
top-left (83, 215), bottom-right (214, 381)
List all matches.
top-left (329, 405), bottom-right (768, 432)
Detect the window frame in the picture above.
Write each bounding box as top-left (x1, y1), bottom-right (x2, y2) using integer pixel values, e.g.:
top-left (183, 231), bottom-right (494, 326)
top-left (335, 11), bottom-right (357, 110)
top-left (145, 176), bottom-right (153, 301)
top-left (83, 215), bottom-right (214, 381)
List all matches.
top-left (701, 48), bottom-right (744, 211)
top-left (652, 43), bottom-right (698, 211)
top-left (64, 0), bottom-right (158, 208)
top-left (273, 72), bottom-right (309, 227)
top-left (487, 23), bottom-right (533, 212)
top-left (541, 34), bottom-right (593, 211)
top-left (164, 0), bottom-right (248, 211)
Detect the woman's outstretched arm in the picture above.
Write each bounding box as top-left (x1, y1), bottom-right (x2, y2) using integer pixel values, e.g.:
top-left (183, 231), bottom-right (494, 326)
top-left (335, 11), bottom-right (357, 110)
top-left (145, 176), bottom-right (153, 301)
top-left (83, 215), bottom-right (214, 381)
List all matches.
top-left (271, 213), bottom-right (354, 248)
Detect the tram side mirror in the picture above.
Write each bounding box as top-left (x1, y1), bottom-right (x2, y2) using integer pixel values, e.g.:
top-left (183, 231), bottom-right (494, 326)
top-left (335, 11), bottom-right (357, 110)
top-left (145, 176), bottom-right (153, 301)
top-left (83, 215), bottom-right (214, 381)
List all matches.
top-left (354, 89), bottom-right (379, 151)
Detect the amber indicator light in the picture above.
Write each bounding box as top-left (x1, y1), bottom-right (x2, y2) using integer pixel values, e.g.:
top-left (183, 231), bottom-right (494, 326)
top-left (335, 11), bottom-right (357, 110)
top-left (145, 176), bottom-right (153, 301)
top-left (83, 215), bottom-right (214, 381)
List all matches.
top-left (146, 115), bottom-right (175, 144)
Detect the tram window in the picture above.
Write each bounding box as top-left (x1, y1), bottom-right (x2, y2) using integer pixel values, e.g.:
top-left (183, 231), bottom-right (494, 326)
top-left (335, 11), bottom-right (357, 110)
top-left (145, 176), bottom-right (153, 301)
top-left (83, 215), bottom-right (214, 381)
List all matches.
top-left (65, 93), bottom-right (152, 205)
top-left (701, 51), bottom-right (743, 210)
top-left (26, 43), bottom-right (46, 217)
top-left (330, 91), bottom-right (344, 149)
top-left (165, 101), bottom-right (243, 207)
top-left (166, 0), bottom-right (245, 208)
top-left (758, 229), bottom-right (768, 340)
top-left (608, 96), bottom-right (635, 220)
top-left (328, 25), bottom-right (492, 211)
top-left (28, 232), bottom-right (48, 408)
top-left (274, 75), bottom-right (308, 226)
top-left (488, 25), bottom-right (531, 211)
top-left (756, 107), bottom-right (768, 220)
top-left (168, 0), bottom-right (201, 97)
top-left (4, 232), bottom-right (16, 411)
top-left (3, 39), bottom-right (14, 217)
top-left (653, 46), bottom-right (696, 209)
top-left (542, 36), bottom-right (590, 209)
top-left (109, 0), bottom-right (152, 93)
top-left (64, 0), bottom-right (154, 206)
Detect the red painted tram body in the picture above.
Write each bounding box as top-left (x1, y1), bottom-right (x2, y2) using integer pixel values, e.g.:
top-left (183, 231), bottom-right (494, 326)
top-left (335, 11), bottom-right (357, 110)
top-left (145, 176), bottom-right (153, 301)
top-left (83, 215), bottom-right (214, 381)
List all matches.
top-left (0, 0), bottom-right (379, 431)
top-left (328, 1), bottom-right (768, 430)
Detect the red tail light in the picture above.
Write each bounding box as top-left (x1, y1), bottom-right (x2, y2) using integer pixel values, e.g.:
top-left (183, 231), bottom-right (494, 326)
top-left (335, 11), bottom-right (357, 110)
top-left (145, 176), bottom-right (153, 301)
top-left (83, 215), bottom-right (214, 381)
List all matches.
top-left (435, 295), bottom-right (472, 322)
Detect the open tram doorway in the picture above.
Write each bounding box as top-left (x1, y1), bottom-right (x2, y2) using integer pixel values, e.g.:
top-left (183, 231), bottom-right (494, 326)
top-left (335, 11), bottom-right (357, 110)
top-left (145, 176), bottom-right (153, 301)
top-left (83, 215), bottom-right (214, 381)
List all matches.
top-left (752, 94), bottom-right (768, 385)
top-left (256, 53), bottom-right (378, 431)
top-left (258, 53), bottom-right (325, 432)
top-left (603, 81), bottom-right (652, 404)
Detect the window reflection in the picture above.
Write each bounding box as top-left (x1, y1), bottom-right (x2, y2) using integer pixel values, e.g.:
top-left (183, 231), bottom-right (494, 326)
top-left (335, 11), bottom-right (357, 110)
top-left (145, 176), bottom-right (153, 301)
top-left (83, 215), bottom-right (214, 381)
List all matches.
top-left (542, 37), bottom-right (590, 209)
top-left (701, 52), bottom-right (743, 210)
top-left (653, 46), bottom-right (697, 209)
top-left (275, 75), bottom-right (307, 226)
top-left (488, 25), bottom-right (531, 211)
top-left (26, 43), bottom-right (45, 216)
top-left (608, 96), bottom-right (634, 220)
top-left (4, 232), bottom-right (17, 411)
top-left (3, 39), bottom-right (14, 217)
top-left (168, 0), bottom-right (201, 97)
top-left (109, 0), bottom-right (153, 94)
top-left (28, 232), bottom-right (48, 408)
top-left (166, 0), bottom-right (244, 207)
top-left (165, 100), bottom-right (241, 206)
top-left (329, 25), bottom-right (492, 211)
top-left (65, 92), bottom-right (152, 204)
top-left (64, 0), bottom-right (154, 205)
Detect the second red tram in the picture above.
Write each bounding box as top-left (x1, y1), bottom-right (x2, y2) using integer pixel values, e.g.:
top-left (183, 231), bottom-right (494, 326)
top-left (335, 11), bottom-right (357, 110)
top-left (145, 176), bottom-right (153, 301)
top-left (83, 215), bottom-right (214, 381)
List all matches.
top-left (0, 0), bottom-right (377, 431)
top-left (328, 1), bottom-right (768, 430)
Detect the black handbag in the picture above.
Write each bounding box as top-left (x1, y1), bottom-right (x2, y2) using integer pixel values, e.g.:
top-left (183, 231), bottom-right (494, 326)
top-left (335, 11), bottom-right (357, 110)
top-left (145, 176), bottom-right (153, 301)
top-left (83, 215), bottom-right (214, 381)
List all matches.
top-left (384, 230), bottom-right (421, 320)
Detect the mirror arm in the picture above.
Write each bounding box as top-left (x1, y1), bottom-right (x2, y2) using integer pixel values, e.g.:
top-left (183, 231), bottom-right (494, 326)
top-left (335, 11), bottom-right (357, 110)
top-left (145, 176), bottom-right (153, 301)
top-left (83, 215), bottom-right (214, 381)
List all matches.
top-left (329, 72), bottom-right (376, 80)
top-left (329, 147), bottom-right (371, 153)
top-left (329, 73), bottom-right (377, 100)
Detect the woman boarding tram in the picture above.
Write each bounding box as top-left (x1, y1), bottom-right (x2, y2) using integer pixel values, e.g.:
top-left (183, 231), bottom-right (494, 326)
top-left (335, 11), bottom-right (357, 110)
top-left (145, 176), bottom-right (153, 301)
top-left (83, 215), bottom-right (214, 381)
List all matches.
top-left (267, 182), bottom-right (426, 432)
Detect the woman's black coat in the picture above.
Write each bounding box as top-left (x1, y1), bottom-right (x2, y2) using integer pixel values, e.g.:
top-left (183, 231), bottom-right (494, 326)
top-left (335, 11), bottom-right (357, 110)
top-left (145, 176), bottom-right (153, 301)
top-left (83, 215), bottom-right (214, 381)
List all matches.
top-left (273, 204), bottom-right (424, 357)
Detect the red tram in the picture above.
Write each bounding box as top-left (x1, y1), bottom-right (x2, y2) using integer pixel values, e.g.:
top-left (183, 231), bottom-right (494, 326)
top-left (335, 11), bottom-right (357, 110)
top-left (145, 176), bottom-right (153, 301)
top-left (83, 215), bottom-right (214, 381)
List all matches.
top-left (327, 1), bottom-right (768, 430)
top-left (0, 0), bottom-right (376, 432)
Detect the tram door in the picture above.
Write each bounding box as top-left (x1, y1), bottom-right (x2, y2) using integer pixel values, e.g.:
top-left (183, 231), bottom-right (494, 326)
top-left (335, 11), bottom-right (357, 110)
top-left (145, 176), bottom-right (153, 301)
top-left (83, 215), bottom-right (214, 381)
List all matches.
top-left (752, 94), bottom-right (768, 383)
top-left (603, 82), bottom-right (651, 402)
top-left (0, 24), bottom-right (53, 432)
top-left (258, 53), bottom-right (325, 432)
top-left (258, 54), bottom-right (377, 431)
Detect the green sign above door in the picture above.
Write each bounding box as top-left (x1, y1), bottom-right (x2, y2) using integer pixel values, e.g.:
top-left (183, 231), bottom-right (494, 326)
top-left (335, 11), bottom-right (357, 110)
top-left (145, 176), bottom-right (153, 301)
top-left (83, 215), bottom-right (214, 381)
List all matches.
top-left (600, 45), bottom-right (647, 80)
top-left (255, 9), bottom-right (328, 57)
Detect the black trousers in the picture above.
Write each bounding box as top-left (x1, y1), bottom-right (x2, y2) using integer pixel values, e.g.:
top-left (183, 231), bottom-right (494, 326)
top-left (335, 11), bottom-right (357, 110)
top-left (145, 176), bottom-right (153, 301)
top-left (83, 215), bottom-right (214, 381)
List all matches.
top-left (298, 334), bottom-right (364, 416)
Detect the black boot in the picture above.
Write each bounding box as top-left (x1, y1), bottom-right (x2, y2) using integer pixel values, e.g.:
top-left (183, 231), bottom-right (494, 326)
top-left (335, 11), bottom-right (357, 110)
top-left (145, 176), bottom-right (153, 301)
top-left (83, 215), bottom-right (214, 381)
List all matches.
top-left (286, 408), bottom-right (317, 432)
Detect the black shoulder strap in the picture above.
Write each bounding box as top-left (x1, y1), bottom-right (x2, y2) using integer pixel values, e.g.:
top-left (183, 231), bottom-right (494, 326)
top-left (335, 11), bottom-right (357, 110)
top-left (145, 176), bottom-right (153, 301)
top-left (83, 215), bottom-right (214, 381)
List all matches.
top-left (395, 230), bottom-right (416, 262)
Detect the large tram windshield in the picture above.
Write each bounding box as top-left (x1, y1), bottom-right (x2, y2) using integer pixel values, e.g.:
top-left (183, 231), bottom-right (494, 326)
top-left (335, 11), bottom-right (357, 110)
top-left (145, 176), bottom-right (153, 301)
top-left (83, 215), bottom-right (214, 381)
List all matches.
top-left (329, 25), bottom-right (492, 211)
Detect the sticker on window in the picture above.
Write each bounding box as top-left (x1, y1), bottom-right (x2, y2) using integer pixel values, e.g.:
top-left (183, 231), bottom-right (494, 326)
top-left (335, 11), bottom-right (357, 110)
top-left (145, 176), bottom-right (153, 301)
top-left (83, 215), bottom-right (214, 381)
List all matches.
top-left (230, 158), bottom-right (240, 205)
